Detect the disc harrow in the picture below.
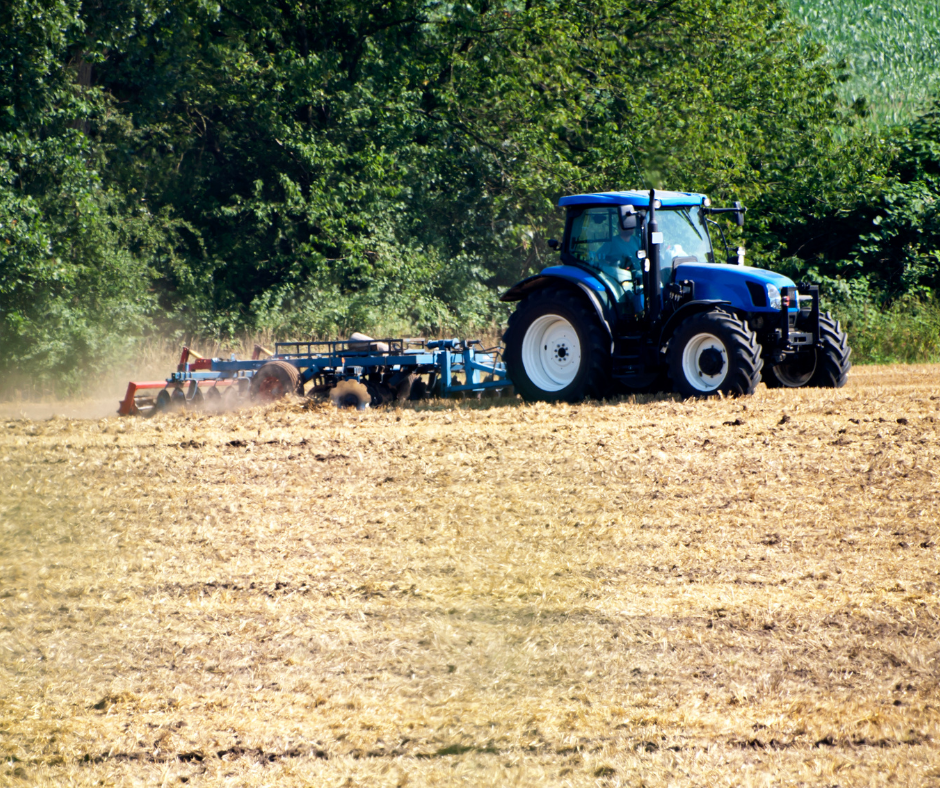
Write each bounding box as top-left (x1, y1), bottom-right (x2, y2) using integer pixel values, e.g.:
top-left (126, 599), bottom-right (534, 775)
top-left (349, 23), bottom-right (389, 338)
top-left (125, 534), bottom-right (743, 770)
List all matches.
top-left (118, 337), bottom-right (511, 416)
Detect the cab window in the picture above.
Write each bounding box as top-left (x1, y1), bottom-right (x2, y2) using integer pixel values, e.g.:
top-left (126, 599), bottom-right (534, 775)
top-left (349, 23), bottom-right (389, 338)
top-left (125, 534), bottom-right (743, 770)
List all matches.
top-left (567, 207), bottom-right (619, 263)
top-left (567, 206), bottom-right (643, 310)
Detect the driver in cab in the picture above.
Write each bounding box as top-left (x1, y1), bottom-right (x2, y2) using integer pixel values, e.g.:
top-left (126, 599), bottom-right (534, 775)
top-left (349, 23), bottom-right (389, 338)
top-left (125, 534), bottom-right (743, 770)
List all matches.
top-left (594, 223), bottom-right (642, 296)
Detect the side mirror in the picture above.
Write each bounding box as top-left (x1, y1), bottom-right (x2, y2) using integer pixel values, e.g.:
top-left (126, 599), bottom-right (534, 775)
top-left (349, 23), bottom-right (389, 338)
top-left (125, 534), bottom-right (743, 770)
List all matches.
top-left (547, 238), bottom-right (559, 250)
top-left (619, 204), bottom-right (638, 230)
top-left (734, 201), bottom-right (745, 227)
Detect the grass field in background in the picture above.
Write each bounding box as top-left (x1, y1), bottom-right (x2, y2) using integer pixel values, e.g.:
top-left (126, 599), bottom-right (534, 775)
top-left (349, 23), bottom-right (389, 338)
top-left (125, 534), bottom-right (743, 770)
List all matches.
top-left (2, 366), bottom-right (939, 786)
top-left (790, 0), bottom-right (940, 130)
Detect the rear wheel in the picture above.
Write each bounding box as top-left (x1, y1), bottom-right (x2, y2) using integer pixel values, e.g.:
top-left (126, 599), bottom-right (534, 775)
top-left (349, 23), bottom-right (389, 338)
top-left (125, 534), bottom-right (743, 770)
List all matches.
top-left (669, 310), bottom-right (762, 398)
top-left (250, 360), bottom-right (301, 402)
top-left (809, 312), bottom-right (851, 388)
top-left (504, 288), bottom-right (610, 403)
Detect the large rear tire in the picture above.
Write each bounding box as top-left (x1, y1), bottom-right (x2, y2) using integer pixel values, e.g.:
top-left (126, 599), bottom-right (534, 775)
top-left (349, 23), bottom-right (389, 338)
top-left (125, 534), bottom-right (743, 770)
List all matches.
top-left (669, 310), bottom-right (763, 398)
top-left (250, 360), bottom-right (301, 402)
top-left (504, 288), bottom-right (611, 403)
top-left (809, 312), bottom-right (851, 388)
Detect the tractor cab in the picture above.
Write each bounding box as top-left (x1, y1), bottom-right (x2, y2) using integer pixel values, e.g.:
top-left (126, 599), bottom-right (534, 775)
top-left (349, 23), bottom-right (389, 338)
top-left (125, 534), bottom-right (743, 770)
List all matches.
top-left (557, 191), bottom-right (719, 323)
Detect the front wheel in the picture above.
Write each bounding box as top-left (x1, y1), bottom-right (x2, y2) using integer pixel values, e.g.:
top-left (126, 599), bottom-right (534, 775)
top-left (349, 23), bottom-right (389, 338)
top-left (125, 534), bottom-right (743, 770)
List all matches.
top-left (764, 311), bottom-right (851, 389)
top-left (504, 288), bottom-right (611, 403)
top-left (763, 352), bottom-right (816, 388)
top-left (810, 312), bottom-right (851, 387)
top-left (669, 310), bottom-right (763, 398)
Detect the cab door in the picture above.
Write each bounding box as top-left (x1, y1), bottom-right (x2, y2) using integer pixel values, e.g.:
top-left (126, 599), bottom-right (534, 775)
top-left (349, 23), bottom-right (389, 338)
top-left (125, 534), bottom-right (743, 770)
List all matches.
top-left (562, 206), bottom-right (645, 323)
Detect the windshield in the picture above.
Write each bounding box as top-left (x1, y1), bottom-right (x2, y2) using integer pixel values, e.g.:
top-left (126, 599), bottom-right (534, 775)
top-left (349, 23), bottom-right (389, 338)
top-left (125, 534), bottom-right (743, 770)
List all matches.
top-left (656, 208), bottom-right (713, 267)
top-left (567, 206), bottom-right (713, 268)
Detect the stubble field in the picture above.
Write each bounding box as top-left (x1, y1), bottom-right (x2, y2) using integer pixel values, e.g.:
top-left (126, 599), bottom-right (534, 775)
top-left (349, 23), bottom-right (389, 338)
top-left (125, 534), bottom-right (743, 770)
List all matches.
top-left (1, 365), bottom-right (939, 787)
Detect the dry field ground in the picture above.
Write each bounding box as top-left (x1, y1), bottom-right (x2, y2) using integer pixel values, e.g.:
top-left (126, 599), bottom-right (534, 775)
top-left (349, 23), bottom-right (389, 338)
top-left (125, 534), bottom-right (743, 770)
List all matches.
top-left (1, 365), bottom-right (939, 787)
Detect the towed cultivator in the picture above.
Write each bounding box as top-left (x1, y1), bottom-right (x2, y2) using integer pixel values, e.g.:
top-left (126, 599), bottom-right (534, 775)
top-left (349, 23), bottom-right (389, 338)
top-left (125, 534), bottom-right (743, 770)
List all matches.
top-left (118, 336), bottom-right (510, 416)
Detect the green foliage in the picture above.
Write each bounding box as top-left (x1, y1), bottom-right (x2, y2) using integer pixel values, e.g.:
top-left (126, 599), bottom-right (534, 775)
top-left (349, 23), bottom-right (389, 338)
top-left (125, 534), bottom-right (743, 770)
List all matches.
top-left (755, 101), bottom-right (940, 304)
top-left (84, 0), bottom-right (850, 324)
top-left (789, 0), bottom-right (940, 131)
top-left (750, 99), bottom-right (940, 364)
top-left (0, 1), bottom-right (192, 391)
top-left (816, 277), bottom-right (940, 364)
top-left (0, 130), bottom-right (185, 389)
top-left (3, 0), bottom-right (938, 388)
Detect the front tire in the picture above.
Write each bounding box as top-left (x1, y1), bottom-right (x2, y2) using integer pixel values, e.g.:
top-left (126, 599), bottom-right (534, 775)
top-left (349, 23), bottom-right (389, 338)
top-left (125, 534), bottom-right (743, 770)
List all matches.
top-left (764, 312), bottom-right (851, 389)
top-left (809, 312), bottom-right (851, 387)
top-left (504, 288), bottom-right (611, 403)
top-left (763, 352), bottom-right (816, 388)
top-left (669, 310), bottom-right (763, 398)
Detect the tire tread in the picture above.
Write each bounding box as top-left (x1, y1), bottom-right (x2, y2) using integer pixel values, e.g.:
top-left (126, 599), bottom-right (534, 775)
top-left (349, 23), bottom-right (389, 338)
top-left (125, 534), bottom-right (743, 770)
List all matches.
top-left (809, 312), bottom-right (851, 388)
top-left (504, 288), bottom-right (610, 402)
top-left (668, 309), bottom-right (763, 397)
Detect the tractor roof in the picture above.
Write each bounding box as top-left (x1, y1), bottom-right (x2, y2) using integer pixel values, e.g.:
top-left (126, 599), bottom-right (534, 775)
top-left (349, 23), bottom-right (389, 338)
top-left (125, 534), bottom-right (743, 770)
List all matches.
top-left (557, 190), bottom-right (706, 208)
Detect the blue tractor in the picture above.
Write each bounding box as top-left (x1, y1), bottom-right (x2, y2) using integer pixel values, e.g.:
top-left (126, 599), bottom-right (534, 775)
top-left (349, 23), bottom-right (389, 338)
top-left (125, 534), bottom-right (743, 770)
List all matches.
top-left (501, 189), bottom-right (851, 401)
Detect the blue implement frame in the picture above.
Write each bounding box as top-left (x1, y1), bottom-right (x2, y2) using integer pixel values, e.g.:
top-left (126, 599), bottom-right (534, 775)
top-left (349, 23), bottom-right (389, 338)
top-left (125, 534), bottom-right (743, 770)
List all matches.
top-left (164, 337), bottom-right (511, 398)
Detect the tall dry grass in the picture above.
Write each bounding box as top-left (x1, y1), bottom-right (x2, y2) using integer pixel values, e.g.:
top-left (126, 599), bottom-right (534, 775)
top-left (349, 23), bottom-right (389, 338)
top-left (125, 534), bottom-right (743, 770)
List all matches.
top-left (1, 366), bottom-right (939, 785)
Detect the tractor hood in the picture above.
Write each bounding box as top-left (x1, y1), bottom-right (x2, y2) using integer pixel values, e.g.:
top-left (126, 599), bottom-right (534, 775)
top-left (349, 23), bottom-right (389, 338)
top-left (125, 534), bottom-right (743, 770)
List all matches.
top-left (676, 263), bottom-right (798, 312)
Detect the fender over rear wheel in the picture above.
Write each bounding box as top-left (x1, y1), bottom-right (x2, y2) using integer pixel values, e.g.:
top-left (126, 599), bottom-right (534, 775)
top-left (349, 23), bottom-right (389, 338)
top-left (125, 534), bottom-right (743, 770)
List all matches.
top-left (504, 288), bottom-right (611, 403)
top-left (668, 309), bottom-right (763, 398)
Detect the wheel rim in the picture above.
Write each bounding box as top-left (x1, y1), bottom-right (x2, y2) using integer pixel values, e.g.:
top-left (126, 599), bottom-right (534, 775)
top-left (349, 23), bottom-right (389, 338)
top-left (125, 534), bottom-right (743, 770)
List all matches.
top-left (681, 332), bottom-right (729, 392)
top-left (521, 314), bottom-right (582, 392)
top-left (772, 354), bottom-right (816, 387)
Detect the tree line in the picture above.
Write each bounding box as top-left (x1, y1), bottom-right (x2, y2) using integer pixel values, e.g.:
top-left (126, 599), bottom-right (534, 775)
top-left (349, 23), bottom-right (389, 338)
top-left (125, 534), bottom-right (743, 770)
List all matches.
top-left (2, 0), bottom-right (939, 388)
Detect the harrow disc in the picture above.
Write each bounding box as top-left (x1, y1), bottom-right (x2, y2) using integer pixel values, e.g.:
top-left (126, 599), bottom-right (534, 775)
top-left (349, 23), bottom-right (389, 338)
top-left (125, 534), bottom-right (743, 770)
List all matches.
top-left (155, 388), bottom-right (172, 412)
top-left (189, 386), bottom-right (204, 410)
top-left (205, 385), bottom-right (223, 412)
top-left (330, 380), bottom-right (371, 410)
top-left (409, 378), bottom-right (428, 401)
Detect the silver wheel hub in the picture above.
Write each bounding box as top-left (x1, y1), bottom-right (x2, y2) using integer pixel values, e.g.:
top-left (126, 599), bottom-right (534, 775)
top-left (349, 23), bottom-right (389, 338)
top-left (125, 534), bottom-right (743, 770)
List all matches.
top-left (681, 333), bottom-right (728, 392)
top-left (521, 314), bottom-right (582, 392)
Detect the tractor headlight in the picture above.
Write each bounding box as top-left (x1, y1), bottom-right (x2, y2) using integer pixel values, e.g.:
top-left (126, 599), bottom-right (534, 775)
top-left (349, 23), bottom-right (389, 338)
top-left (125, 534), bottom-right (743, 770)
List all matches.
top-left (766, 284), bottom-right (782, 310)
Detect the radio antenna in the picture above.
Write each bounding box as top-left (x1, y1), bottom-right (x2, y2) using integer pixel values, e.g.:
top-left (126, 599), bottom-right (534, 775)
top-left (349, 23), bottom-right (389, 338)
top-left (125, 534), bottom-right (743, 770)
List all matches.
top-left (628, 149), bottom-right (642, 187)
